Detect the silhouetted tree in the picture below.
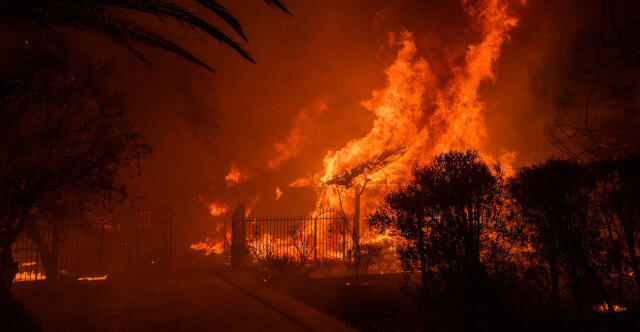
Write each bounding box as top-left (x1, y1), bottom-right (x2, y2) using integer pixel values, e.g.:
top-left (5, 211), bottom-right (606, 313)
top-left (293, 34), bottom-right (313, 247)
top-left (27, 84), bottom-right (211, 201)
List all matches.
top-left (545, 0), bottom-right (640, 160)
top-left (0, 0), bottom-right (290, 71)
top-left (0, 49), bottom-right (149, 329)
top-left (369, 150), bottom-right (503, 327)
top-left (509, 159), bottom-right (611, 322)
top-left (591, 157), bottom-right (640, 300)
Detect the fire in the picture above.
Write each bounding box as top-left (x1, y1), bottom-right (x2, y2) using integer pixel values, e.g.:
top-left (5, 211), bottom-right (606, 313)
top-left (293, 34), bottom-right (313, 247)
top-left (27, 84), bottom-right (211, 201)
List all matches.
top-left (245, 195), bottom-right (260, 217)
top-left (269, 101), bottom-right (328, 169)
top-left (289, 175), bottom-right (313, 188)
top-left (596, 303), bottom-right (627, 312)
top-left (313, 0), bottom-right (522, 218)
top-left (13, 271), bottom-right (45, 282)
top-left (77, 275), bottom-right (108, 281)
top-left (208, 202), bottom-right (228, 216)
top-left (275, 187), bottom-right (282, 200)
top-left (190, 237), bottom-right (225, 255)
top-left (225, 165), bottom-right (246, 186)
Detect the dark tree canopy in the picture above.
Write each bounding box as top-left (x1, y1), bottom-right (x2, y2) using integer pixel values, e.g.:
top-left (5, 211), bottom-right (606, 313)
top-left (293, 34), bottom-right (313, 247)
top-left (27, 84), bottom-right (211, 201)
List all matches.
top-left (0, 46), bottom-right (150, 329)
top-left (368, 150), bottom-right (503, 316)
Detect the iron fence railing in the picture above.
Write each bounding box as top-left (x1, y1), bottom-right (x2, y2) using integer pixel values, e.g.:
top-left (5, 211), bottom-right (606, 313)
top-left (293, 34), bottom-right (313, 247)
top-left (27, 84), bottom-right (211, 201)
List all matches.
top-left (12, 205), bottom-right (172, 282)
top-left (232, 209), bottom-right (353, 263)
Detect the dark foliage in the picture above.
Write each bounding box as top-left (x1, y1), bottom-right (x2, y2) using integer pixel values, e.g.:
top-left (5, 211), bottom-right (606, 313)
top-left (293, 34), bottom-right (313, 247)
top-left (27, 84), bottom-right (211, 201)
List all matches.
top-left (368, 150), bottom-right (503, 328)
top-left (0, 0), bottom-right (290, 71)
top-left (0, 46), bottom-right (150, 329)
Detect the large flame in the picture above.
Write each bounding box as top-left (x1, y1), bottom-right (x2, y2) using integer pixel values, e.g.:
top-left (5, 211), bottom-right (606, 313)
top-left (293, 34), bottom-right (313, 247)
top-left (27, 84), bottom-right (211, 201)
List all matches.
top-left (316, 0), bottom-right (521, 215)
top-left (193, 0), bottom-right (524, 257)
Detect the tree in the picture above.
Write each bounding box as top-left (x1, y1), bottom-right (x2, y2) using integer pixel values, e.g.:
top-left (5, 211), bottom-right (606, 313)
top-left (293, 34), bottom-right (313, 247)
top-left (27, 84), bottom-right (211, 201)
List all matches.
top-left (368, 150), bottom-right (502, 326)
top-left (0, 0), bottom-right (289, 72)
top-left (509, 159), bottom-right (611, 321)
top-left (591, 157), bottom-right (640, 300)
top-left (545, 0), bottom-right (640, 160)
top-left (0, 48), bottom-right (149, 329)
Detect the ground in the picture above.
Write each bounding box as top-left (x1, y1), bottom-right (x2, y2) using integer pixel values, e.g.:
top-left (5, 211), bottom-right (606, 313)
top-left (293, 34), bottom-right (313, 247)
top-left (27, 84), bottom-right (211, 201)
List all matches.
top-left (11, 254), bottom-right (356, 332)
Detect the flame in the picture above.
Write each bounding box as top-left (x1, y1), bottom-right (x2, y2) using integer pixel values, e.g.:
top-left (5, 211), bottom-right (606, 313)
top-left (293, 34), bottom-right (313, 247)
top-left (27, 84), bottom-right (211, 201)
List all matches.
top-left (225, 165), bottom-right (246, 186)
top-left (596, 303), bottom-right (627, 312)
top-left (269, 101), bottom-right (328, 169)
top-left (315, 0), bottom-right (522, 215)
top-left (13, 271), bottom-right (45, 282)
top-left (289, 175), bottom-right (313, 188)
top-left (245, 195), bottom-right (261, 217)
top-left (190, 237), bottom-right (225, 255)
top-left (77, 275), bottom-right (108, 281)
top-left (275, 187), bottom-right (282, 200)
top-left (208, 202), bottom-right (228, 216)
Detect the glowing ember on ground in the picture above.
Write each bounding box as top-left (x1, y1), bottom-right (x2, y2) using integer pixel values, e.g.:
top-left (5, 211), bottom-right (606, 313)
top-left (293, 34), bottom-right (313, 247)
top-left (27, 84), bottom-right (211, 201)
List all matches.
top-left (595, 304), bottom-right (627, 312)
top-left (77, 275), bottom-right (108, 281)
top-left (190, 237), bottom-right (225, 255)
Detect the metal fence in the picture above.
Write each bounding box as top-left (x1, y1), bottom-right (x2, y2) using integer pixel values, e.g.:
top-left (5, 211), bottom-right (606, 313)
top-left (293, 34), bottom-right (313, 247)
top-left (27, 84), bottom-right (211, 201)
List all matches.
top-left (232, 208), bottom-right (353, 263)
top-left (12, 205), bottom-right (172, 282)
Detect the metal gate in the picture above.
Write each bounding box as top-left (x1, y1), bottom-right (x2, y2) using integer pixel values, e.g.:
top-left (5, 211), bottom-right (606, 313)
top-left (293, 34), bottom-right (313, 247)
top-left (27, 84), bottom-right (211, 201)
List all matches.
top-left (12, 205), bottom-right (172, 282)
top-left (231, 207), bottom-right (353, 264)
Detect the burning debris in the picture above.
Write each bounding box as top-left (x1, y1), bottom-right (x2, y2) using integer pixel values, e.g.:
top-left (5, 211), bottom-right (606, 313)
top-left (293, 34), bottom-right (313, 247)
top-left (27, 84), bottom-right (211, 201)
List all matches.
top-left (190, 237), bottom-right (226, 255)
top-left (225, 165), bottom-right (247, 187)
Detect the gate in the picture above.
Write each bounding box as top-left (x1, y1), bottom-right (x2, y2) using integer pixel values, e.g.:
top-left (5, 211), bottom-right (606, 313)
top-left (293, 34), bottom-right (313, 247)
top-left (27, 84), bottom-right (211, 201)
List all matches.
top-left (231, 207), bottom-right (353, 265)
top-left (12, 205), bottom-right (172, 282)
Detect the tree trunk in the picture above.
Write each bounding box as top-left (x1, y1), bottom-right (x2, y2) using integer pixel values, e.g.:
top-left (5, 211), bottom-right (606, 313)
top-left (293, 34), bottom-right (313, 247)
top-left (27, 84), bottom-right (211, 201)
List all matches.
top-left (353, 189), bottom-right (361, 276)
top-left (27, 224), bottom-right (61, 283)
top-left (415, 211), bottom-right (428, 300)
top-left (549, 246), bottom-right (560, 325)
top-left (618, 209), bottom-right (640, 299)
top-left (0, 239), bottom-right (18, 295)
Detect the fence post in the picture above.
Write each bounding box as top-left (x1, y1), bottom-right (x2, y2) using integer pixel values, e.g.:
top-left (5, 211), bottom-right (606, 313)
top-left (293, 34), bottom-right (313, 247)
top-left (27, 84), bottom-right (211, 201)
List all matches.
top-left (314, 216), bottom-right (317, 261)
top-left (231, 204), bottom-right (245, 267)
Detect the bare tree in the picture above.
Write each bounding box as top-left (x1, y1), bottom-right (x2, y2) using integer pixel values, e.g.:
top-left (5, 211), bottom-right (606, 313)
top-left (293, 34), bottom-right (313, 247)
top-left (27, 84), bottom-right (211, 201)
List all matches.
top-left (545, 0), bottom-right (640, 160)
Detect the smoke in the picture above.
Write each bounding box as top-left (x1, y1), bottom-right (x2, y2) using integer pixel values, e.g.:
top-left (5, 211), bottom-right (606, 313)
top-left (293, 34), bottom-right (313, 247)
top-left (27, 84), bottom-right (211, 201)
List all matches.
top-left (49, 0), bottom-right (605, 249)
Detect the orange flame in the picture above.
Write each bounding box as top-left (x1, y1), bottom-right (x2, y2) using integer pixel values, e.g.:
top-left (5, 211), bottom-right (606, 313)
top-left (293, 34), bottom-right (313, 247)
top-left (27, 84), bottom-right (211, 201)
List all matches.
top-left (208, 202), bottom-right (228, 216)
top-left (269, 101), bottom-right (328, 169)
top-left (190, 237), bottom-right (225, 255)
top-left (245, 195), bottom-right (261, 217)
top-left (225, 165), bottom-right (246, 186)
top-left (275, 187), bottom-right (282, 200)
top-left (316, 0), bottom-right (522, 215)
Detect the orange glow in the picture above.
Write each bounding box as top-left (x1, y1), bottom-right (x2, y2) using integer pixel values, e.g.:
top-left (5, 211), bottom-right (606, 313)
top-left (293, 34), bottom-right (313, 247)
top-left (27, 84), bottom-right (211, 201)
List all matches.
top-left (275, 187), bottom-right (282, 200)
